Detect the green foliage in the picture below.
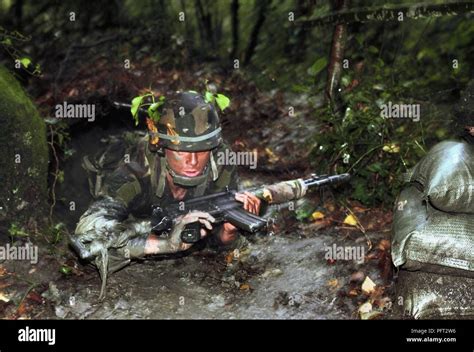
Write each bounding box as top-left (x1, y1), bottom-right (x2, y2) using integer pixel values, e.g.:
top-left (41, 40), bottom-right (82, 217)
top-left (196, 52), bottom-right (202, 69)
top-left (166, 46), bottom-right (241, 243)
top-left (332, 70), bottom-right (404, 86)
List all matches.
top-left (19, 57), bottom-right (31, 68)
top-left (130, 93), bottom-right (165, 125)
top-left (308, 57), bottom-right (328, 77)
top-left (0, 27), bottom-right (41, 75)
top-left (215, 94), bottom-right (231, 111)
top-left (310, 56), bottom-right (452, 206)
top-left (49, 222), bottom-right (66, 244)
top-left (204, 81), bottom-right (231, 111)
top-left (59, 265), bottom-right (72, 275)
top-left (8, 223), bottom-right (28, 238)
top-left (295, 202), bottom-right (315, 222)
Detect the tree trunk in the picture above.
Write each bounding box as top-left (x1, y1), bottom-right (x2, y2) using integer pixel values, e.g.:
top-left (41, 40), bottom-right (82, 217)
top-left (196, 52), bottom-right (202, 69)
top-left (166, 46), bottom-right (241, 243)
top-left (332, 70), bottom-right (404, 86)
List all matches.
top-left (180, 0), bottom-right (193, 44)
top-left (325, 0), bottom-right (349, 115)
top-left (243, 0), bottom-right (272, 66)
top-left (195, 0), bottom-right (215, 51)
top-left (230, 0), bottom-right (239, 60)
top-left (13, 0), bottom-right (23, 28)
top-left (291, 0), bottom-right (316, 62)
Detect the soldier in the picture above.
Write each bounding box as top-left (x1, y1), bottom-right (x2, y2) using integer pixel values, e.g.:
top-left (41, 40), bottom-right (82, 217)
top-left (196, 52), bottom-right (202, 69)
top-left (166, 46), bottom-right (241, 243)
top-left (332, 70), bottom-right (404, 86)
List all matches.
top-left (71, 91), bottom-right (261, 285)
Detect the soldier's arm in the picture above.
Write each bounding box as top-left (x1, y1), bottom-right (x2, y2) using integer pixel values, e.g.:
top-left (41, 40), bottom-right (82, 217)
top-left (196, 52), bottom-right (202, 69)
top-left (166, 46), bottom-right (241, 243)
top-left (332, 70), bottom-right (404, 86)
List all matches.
top-left (72, 169), bottom-right (194, 271)
top-left (73, 196), bottom-right (211, 265)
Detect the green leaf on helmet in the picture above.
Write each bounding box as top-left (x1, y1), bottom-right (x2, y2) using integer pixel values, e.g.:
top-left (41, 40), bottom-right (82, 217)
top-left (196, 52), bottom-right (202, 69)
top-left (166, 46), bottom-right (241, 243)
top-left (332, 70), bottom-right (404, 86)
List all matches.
top-left (215, 94), bottom-right (230, 111)
top-left (131, 96), bottom-right (143, 125)
top-left (147, 96), bottom-right (165, 122)
top-left (148, 102), bottom-right (162, 122)
top-left (205, 91), bottom-right (214, 103)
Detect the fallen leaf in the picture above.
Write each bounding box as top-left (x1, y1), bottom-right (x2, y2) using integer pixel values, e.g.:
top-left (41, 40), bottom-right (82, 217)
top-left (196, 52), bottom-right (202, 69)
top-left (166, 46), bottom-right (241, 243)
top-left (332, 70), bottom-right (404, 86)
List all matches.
top-left (17, 302), bottom-right (27, 316)
top-left (225, 252), bottom-right (234, 264)
top-left (375, 297), bottom-right (392, 310)
top-left (27, 291), bottom-right (44, 304)
top-left (0, 292), bottom-right (10, 302)
top-left (369, 286), bottom-right (386, 302)
top-left (264, 147), bottom-right (279, 163)
top-left (343, 214), bottom-right (358, 226)
top-left (0, 266), bottom-right (7, 277)
top-left (325, 203), bottom-right (336, 212)
top-left (0, 282), bottom-right (12, 290)
top-left (360, 310), bottom-right (383, 320)
top-left (353, 205), bottom-right (368, 213)
top-left (240, 283), bottom-right (250, 291)
top-left (358, 301), bottom-right (372, 314)
top-left (311, 211), bottom-right (325, 221)
top-left (361, 276), bottom-right (376, 294)
top-left (377, 239), bottom-right (391, 251)
top-left (348, 289), bottom-right (359, 297)
top-left (383, 143), bottom-right (400, 153)
top-left (327, 278), bottom-right (339, 288)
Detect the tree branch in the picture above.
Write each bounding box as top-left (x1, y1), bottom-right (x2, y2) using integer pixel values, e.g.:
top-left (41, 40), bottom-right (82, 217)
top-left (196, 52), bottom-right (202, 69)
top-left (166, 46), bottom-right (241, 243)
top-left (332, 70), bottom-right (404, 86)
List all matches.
top-left (299, 1), bottom-right (473, 27)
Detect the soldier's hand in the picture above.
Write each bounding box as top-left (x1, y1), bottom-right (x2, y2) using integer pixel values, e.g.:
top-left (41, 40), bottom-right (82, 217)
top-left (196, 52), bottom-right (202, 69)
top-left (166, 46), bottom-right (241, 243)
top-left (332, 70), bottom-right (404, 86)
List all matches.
top-left (235, 191), bottom-right (261, 215)
top-left (222, 192), bottom-right (262, 234)
top-left (170, 211), bottom-right (216, 251)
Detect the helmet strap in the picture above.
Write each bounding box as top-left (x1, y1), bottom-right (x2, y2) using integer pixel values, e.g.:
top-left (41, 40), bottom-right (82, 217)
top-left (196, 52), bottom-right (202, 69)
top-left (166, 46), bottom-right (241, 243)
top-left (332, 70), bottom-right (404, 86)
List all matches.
top-left (210, 151), bottom-right (219, 181)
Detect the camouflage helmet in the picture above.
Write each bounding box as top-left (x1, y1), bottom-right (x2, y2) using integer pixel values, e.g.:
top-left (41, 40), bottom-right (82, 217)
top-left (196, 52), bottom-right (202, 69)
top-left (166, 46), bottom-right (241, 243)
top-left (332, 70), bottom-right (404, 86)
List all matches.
top-left (156, 91), bottom-right (223, 152)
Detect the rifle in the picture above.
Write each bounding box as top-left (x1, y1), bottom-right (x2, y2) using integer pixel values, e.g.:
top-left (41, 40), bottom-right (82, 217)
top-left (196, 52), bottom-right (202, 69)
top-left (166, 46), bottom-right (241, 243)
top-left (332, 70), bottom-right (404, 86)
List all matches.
top-left (151, 173), bottom-right (350, 243)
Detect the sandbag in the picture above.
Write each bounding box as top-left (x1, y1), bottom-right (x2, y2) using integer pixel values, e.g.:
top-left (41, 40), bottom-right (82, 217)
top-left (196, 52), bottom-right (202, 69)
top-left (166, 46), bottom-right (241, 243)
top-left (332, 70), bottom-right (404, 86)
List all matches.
top-left (396, 270), bottom-right (474, 319)
top-left (392, 185), bottom-right (474, 276)
top-left (406, 140), bottom-right (474, 214)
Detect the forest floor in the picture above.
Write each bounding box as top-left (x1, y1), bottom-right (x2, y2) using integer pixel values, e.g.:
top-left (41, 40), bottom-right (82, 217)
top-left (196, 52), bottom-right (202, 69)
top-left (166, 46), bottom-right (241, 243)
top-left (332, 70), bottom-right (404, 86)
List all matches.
top-left (0, 215), bottom-right (396, 320)
top-left (0, 63), bottom-right (397, 320)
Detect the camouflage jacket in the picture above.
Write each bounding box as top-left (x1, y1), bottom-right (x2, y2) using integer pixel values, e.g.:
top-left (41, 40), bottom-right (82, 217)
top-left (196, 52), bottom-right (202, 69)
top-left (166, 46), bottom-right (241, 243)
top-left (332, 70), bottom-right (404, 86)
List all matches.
top-left (73, 136), bottom-right (239, 273)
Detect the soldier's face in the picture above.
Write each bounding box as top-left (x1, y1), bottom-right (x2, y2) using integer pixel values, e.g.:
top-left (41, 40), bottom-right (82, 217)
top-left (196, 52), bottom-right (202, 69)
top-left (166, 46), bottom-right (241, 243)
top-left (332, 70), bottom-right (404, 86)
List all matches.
top-left (466, 126), bottom-right (474, 136)
top-left (165, 149), bottom-right (211, 177)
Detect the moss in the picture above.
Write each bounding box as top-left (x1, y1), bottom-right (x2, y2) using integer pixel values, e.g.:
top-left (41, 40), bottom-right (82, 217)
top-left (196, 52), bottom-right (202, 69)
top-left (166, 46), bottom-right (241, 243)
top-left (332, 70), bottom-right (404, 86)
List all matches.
top-left (0, 65), bottom-right (48, 224)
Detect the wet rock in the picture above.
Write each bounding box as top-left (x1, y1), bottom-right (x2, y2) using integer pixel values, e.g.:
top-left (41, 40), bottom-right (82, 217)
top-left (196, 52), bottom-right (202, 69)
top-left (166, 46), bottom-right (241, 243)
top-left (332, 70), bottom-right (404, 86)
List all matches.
top-left (54, 305), bottom-right (70, 319)
top-left (42, 282), bottom-right (62, 304)
top-left (350, 271), bottom-right (365, 283)
top-left (208, 295), bottom-right (226, 311)
top-left (261, 268), bottom-right (283, 278)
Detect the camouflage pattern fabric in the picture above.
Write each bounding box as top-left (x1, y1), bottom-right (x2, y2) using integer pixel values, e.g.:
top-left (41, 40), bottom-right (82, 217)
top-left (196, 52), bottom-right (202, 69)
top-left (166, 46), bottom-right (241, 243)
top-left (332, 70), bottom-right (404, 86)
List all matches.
top-left (155, 91), bottom-right (223, 152)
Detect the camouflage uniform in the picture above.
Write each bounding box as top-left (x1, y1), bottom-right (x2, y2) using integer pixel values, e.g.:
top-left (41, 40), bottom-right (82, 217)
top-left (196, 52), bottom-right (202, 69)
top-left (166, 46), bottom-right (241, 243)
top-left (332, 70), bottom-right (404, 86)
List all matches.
top-left (72, 92), bottom-right (239, 276)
